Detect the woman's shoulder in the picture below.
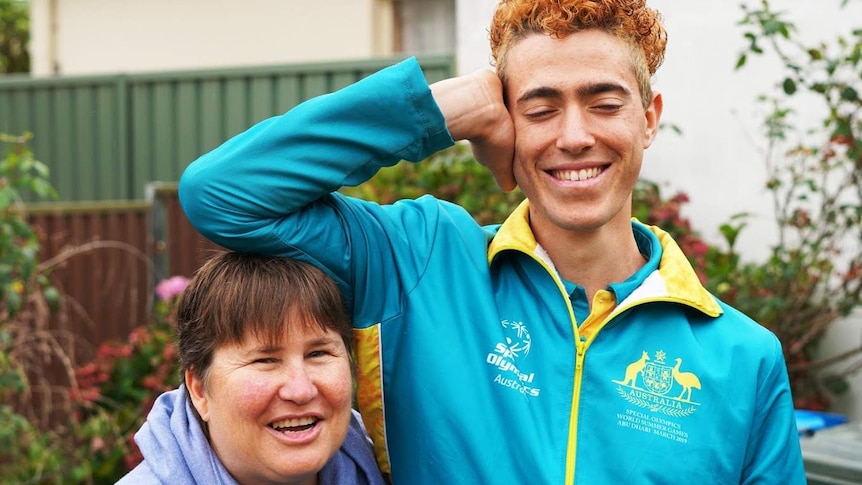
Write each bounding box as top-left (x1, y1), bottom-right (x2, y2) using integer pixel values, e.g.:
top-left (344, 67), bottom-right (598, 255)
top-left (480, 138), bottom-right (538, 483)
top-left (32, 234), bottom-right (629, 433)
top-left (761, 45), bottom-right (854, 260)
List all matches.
top-left (114, 460), bottom-right (157, 484)
top-left (318, 409), bottom-right (388, 485)
top-left (346, 409), bottom-right (375, 452)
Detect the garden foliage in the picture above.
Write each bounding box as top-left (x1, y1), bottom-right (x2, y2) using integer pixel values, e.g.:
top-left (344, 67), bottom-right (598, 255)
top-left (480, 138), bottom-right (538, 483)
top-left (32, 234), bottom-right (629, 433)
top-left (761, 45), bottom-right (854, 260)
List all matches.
top-left (0, 133), bottom-right (180, 484)
top-left (729, 0), bottom-right (862, 409)
top-left (0, 0), bottom-right (30, 74)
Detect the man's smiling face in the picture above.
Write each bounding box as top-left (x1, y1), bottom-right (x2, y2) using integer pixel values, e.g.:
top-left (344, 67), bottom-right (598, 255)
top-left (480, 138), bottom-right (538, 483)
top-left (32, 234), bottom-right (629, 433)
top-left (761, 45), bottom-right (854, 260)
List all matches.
top-left (504, 29), bottom-right (662, 238)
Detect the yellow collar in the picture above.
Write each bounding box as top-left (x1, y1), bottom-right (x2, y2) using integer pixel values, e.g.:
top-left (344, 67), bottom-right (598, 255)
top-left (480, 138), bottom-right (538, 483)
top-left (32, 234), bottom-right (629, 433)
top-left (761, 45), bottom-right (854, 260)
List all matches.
top-left (486, 200), bottom-right (722, 317)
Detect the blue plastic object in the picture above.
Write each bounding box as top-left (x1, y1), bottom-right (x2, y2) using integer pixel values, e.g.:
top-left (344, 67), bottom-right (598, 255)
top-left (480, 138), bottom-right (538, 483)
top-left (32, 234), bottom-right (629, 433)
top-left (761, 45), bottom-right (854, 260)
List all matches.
top-left (796, 409), bottom-right (849, 436)
top-left (800, 419), bottom-right (862, 484)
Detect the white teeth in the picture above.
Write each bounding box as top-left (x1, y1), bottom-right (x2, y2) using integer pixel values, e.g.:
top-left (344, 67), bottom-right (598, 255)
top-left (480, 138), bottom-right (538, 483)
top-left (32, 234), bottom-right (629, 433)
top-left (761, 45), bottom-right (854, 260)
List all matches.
top-left (553, 167), bottom-right (602, 181)
top-left (270, 416), bottom-right (317, 430)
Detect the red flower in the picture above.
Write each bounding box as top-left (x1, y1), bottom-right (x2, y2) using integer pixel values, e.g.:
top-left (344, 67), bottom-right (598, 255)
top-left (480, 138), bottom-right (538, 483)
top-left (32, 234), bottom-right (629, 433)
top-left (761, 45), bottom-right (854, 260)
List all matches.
top-left (142, 375), bottom-right (160, 390)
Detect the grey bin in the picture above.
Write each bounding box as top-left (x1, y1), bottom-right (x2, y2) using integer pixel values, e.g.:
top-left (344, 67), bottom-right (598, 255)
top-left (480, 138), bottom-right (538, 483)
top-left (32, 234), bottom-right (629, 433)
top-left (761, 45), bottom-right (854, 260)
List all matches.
top-left (801, 421), bottom-right (862, 485)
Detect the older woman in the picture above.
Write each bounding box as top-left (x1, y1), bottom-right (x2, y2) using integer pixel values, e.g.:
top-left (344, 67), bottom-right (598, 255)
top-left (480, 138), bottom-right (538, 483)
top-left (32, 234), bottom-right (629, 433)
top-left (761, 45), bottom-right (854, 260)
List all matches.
top-left (117, 252), bottom-right (386, 485)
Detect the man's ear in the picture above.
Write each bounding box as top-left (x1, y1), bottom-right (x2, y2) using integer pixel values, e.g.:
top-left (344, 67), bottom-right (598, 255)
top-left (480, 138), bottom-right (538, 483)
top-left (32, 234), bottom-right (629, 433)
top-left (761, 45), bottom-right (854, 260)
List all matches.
top-left (643, 92), bottom-right (663, 148)
top-left (185, 368), bottom-right (210, 422)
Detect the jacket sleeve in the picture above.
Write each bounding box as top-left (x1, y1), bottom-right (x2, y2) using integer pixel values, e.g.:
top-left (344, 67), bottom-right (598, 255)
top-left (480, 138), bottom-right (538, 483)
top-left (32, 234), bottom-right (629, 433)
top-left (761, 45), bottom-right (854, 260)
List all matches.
top-left (178, 57), bottom-right (455, 315)
top-left (741, 336), bottom-right (806, 484)
top-left (179, 56), bottom-right (453, 250)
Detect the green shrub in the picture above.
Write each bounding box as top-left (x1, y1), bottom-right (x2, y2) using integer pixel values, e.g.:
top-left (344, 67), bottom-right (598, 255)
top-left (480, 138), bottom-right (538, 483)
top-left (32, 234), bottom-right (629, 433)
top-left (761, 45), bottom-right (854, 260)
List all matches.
top-left (0, 133), bottom-right (183, 483)
top-left (0, 132), bottom-right (58, 318)
top-left (0, 133), bottom-right (68, 484)
top-left (66, 289), bottom-right (181, 483)
top-left (340, 142), bottom-right (525, 225)
top-left (0, 278), bottom-right (182, 483)
top-left (731, 0), bottom-right (862, 410)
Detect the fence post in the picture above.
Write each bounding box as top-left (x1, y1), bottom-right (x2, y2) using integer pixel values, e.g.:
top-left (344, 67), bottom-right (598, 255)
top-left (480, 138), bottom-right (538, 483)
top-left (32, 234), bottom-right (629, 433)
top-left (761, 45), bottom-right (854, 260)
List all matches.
top-left (147, 181), bottom-right (171, 284)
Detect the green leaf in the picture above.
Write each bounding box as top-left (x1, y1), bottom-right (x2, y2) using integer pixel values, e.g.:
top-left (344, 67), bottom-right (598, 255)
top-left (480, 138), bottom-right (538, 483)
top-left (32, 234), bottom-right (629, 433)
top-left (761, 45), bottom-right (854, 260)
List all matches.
top-left (822, 374), bottom-right (850, 395)
top-left (4, 285), bottom-right (21, 315)
top-left (0, 188), bottom-right (11, 208)
top-left (807, 49), bottom-right (823, 61)
top-left (763, 19), bottom-right (780, 35)
top-left (32, 161), bottom-right (51, 179)
top-left (782, 77), bottom-right (797, 95)
top-left (43, 285), bottom-right (61, 313)
top-left (30, 178), bottom-right (58, 199)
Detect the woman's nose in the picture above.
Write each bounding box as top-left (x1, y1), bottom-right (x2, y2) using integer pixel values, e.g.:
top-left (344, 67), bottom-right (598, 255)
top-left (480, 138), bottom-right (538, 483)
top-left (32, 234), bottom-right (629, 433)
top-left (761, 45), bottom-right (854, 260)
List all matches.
top-left (277, 365), bottom-right (319, 404)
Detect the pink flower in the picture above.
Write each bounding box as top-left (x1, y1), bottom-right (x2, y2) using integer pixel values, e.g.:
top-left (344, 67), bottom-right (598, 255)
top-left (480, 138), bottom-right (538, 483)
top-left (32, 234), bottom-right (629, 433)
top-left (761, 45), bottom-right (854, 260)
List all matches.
top-left (155, 276), bottom-right (190, 302)
top-left (142, 375), bottom-right (160, 390)
top-left (129, 326), bottom-right (149, 345)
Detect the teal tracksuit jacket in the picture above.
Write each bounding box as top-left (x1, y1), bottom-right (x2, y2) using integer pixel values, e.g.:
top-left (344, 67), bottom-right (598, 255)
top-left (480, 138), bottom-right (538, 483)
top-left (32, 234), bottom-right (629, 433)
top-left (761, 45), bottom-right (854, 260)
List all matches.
top-left (179, 57), bottom-right (806, 484)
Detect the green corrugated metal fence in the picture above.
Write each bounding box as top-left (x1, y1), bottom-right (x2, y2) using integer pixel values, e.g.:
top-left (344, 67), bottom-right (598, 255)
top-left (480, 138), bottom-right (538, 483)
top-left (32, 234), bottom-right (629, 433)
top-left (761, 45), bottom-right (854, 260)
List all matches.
top-left (0, 55), bottom-right (454, 202)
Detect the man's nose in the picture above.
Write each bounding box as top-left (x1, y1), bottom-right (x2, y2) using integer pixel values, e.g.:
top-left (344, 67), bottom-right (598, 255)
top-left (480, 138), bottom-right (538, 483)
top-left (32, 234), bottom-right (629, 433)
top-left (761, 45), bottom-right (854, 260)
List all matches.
top-left (556, 109), bottom-right (595, 153)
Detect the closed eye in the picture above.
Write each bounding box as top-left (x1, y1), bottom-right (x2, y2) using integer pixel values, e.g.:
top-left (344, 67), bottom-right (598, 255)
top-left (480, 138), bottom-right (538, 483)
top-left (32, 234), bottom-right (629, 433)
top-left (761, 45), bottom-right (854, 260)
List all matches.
top-left (593, 103), bottom-right (623, 112)
top-left (523, 109), bottom-right (556, 121)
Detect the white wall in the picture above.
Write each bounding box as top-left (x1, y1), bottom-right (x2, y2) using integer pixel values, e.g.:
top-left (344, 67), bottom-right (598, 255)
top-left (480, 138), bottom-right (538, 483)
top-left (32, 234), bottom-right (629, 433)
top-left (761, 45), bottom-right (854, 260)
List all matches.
top-left (457, 0), bottom-right (862, 420)
top-left (455, 0), bottom-right (497, 75)
top-left (29, 0), bottom-right (378, 75)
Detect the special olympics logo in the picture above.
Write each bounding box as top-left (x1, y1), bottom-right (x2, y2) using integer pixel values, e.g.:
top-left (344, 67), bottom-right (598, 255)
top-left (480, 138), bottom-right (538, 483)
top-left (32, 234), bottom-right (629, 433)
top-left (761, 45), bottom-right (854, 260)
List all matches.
top-left (498, 319), bottom-right (532, 359)
top-left (487, 319), bottom-right (540, 397)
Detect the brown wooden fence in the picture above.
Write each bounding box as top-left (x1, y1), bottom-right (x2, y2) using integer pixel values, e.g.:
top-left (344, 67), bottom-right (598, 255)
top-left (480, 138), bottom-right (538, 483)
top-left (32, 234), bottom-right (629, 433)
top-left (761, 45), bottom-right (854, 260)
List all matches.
top-left (12, 186), bottom-right (222, 428)
top-left (24, 185), bottom-right (221, 364)
top-left (148, 183), bottom-right (225, 280)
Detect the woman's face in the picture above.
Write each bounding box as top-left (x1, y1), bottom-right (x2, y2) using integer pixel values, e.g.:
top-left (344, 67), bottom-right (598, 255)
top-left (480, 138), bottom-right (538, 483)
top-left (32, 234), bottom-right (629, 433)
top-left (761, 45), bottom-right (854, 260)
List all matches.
top-left (187, 315), bottom-right (353, 485)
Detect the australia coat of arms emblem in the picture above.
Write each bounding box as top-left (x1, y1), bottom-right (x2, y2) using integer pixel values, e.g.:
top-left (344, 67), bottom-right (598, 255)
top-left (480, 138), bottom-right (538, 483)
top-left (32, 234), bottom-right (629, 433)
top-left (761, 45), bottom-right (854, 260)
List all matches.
top-left (612, 350), bottom-right (701, 417)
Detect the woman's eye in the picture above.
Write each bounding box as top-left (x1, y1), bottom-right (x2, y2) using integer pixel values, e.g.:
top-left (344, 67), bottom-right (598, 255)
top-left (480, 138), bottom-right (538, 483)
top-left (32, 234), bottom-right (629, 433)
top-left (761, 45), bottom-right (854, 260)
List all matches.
top-left (254, 357), bottom-right (278, 364)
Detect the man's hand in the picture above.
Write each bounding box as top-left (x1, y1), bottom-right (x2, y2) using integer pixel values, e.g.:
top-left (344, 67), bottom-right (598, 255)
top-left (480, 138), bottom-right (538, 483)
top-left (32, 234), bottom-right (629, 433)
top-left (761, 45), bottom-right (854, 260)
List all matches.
top-left (430, 70), bottom-right (517, 192)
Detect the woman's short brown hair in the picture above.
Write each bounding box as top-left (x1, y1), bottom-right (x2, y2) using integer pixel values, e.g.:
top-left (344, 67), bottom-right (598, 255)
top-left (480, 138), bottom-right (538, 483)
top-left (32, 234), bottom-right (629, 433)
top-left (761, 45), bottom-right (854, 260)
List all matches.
top-left (176, 252), bottom-right (352, 384)
top-left (489, 0), bottom-right (667, 107)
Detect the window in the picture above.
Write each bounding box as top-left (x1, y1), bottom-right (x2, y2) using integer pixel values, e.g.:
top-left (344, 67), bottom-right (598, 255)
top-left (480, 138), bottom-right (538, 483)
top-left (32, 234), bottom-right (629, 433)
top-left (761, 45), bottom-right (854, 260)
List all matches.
top-left (394, 0), bottom-right (455, 55)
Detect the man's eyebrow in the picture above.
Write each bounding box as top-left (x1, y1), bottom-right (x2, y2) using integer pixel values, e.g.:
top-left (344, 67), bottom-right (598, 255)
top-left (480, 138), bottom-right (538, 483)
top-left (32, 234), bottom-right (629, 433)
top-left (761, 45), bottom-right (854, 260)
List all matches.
top-left (515, 86), bottom-right (564, 105)
top-left (577, 82), bottom-right (631, 98)
top-left (515, 82), bottom-right (632, 105)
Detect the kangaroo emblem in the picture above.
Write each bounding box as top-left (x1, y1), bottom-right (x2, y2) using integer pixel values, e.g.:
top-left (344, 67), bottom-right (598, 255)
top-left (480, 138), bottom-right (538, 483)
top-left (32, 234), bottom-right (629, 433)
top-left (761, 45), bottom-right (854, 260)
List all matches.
top-left (612, 350), bottom-right (650, 389)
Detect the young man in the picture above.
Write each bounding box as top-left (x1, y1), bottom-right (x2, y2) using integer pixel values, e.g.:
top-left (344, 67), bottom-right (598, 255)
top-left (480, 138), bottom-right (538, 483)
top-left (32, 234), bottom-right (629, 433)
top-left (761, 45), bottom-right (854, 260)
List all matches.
top-left (179, 0), bottom-right (806, 483)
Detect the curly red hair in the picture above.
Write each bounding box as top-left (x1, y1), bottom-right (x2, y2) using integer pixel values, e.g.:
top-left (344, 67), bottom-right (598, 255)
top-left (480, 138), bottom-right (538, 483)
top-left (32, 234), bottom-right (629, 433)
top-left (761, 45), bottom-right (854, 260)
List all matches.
top-left (489, 0), bottom-right (667, 106)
